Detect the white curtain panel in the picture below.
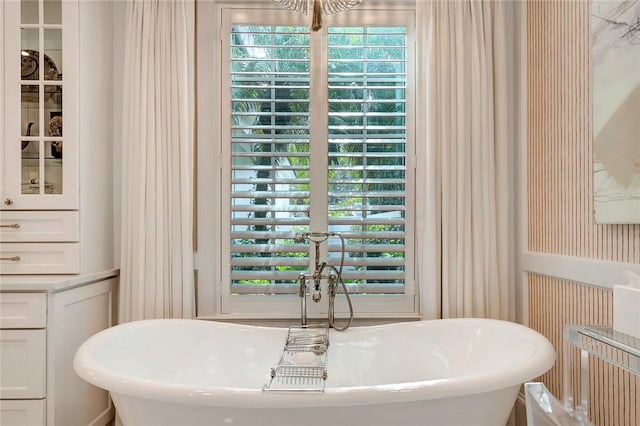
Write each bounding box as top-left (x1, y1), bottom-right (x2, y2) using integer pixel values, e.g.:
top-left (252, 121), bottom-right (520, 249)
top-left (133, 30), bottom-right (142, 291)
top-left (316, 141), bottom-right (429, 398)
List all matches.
top-left (119, 0), bottom-right (195, 322)
top-left (419, 0), bottom-right (509, 319)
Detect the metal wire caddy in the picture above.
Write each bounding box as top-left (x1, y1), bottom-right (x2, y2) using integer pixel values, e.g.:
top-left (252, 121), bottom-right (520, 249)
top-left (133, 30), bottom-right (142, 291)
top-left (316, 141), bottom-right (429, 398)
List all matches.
top-left (263, 325), bottom-right (329, 393)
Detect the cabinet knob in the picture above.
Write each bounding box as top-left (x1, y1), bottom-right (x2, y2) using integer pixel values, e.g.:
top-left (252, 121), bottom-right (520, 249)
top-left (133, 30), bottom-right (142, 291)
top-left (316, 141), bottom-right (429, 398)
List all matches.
top-left (4, 198), bottom-right (14, 206)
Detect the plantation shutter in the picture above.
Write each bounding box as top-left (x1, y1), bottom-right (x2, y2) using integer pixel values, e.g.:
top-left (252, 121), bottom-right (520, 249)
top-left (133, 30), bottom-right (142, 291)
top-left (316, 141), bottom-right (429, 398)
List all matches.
top-left (326, 27), bottom-right (407, 293)
top-left (228, 24), bottom-right (408, 296)
top-left (229, 26), bottom-right (311, 292)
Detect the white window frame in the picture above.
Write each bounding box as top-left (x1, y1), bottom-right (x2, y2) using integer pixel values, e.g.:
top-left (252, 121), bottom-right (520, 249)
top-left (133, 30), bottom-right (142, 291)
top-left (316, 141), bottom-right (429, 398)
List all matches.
top-left (196, 0), bottom-right (418, 320)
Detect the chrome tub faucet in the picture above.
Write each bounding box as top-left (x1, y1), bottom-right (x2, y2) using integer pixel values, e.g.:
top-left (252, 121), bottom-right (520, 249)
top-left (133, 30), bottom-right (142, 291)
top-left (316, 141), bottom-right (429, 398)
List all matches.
top-left (295, 231), bottom-right (353, 331)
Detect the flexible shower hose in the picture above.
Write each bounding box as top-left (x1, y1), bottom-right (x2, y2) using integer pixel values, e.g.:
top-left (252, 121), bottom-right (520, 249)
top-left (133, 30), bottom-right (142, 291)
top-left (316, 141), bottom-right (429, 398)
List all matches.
top-left (327, 233), bottom-right (353, 331)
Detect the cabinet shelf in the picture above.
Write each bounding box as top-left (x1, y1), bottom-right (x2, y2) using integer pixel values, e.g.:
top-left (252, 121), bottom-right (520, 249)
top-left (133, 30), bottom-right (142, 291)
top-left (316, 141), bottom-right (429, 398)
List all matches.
top-left (21, 157), bottom-right (63, 167)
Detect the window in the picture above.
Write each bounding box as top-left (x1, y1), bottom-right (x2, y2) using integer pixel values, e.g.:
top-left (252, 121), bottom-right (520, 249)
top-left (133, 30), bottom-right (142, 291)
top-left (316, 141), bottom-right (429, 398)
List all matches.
top-left (196, 2), bottom-right (416, 318)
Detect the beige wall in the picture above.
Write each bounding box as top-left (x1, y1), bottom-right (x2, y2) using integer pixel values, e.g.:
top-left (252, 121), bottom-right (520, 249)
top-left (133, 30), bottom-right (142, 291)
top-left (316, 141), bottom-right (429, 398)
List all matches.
top-left (527, 1), bottom-right (639, 425)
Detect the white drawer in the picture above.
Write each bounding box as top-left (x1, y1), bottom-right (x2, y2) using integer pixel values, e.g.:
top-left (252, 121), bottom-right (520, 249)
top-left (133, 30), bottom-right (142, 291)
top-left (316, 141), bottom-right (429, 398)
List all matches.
top-left (0, 210), bottom-right (79, 242)
top-left (0, 243), bottom-right (79, 274)
top-left (0, 399), bottom-right (46, 426)
top-left (0, 293), bottom-right (46, 328)
top-left (0, 329), bottom-right (46, 399)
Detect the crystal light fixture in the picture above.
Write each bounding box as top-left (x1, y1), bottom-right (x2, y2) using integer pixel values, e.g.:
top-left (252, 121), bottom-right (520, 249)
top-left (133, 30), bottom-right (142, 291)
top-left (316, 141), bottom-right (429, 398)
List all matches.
top-left (273, 0), bottom-right (363, 31)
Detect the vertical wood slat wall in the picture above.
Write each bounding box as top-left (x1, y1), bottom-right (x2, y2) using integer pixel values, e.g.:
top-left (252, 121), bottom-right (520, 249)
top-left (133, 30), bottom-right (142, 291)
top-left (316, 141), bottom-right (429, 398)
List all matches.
top-left (527, 1), bottom-right (640, 425)
top-left (527, 0), bottom-right (640, 261)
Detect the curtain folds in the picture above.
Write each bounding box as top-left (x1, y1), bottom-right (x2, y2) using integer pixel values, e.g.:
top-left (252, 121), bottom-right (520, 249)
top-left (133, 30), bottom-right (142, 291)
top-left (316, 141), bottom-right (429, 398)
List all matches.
top-left (119, 0), bottom-right (195, 322)
top-left (419, 0), bottom-right (509, 320)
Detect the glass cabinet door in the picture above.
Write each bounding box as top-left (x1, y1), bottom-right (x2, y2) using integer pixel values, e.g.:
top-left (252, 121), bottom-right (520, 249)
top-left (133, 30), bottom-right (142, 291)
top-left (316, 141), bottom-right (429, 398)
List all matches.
top-left (2, 0), bottom-right (78, 210)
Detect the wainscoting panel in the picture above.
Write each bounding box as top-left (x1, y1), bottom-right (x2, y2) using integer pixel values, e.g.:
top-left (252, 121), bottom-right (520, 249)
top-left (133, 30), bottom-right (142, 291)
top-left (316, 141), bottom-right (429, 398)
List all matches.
top-left (528, 275), bottom-right (638, 425)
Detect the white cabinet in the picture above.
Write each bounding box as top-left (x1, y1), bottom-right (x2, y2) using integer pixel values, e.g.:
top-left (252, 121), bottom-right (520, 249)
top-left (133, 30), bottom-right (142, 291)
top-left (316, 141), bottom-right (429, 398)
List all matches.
top-left (1, 1), bottom-right (117, 424)
top-left (0, 211), bottom-right (79, 242)
top-left (0, 289), bottom-right (47, 425)
top-left (0, 292), bottom-right (46, 327)
top-left (0, 243), bottom-right (80, 274)
top-left (2, 0), bottom-right (78, 211)
top-left (0, 274), bottom-right (118, 426)
top-left (1, 0), bottom-right (84, 274)
top-left (0, 293), bottom-right (47, 402)
top-left (0, 400), bottom-right (46, 426)
top-left (2, 0), bottom-right (114, 274)
top-left (0, 329), bottom-right (47, 399)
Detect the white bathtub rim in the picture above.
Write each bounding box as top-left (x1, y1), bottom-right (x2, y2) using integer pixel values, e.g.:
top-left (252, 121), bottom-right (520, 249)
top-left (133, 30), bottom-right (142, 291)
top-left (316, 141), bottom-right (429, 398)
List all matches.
top-left (73, 318), bottom-right (556, 409)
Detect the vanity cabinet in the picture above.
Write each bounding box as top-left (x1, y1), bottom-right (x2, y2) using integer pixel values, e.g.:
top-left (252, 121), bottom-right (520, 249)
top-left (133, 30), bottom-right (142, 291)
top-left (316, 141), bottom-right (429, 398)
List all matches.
top-left (0, 273), bottom-right (118, 426)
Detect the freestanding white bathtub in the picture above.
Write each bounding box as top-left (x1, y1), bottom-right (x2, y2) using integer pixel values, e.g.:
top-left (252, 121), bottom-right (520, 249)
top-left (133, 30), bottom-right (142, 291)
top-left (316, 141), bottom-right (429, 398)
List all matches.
top-left (74, 318), bottom-right (555, 426)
